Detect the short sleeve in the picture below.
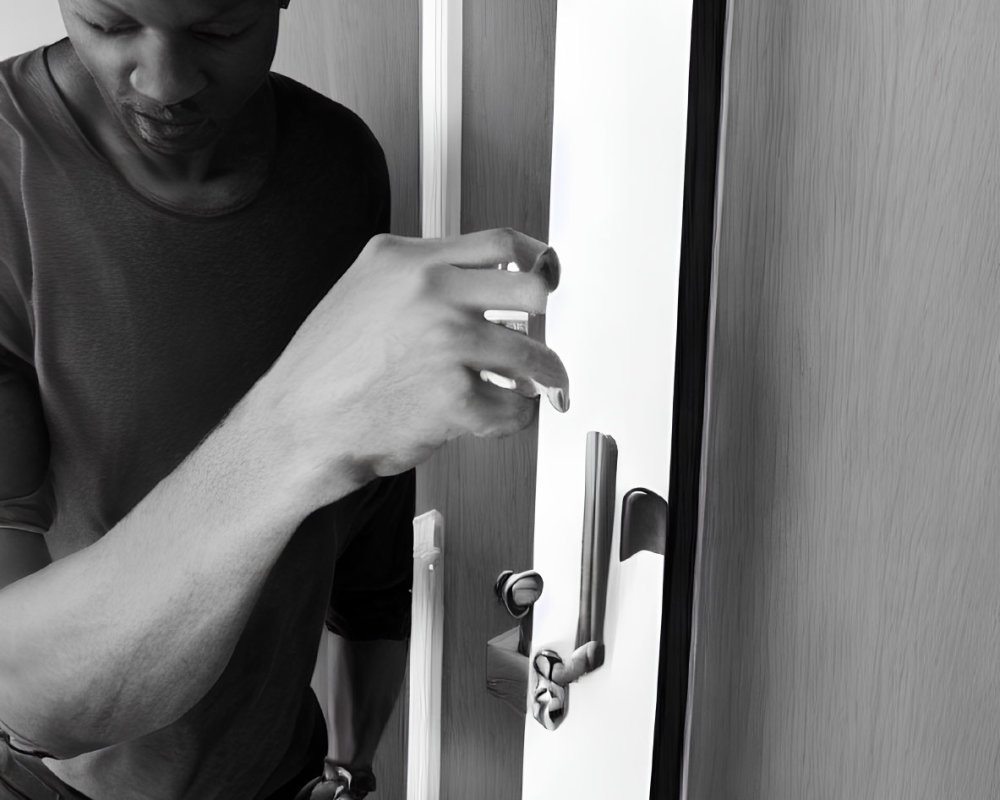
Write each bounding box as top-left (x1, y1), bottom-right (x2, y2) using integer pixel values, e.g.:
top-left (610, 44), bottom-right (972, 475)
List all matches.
top-left (326, 469), bottom-right (415, 641)
top-left (0, 118), bottom-right (52, 534)
top-left (0, 348), bottom-right (53, 534)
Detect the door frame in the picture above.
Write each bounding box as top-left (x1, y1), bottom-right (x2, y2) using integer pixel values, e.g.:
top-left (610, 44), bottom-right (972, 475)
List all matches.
top-left (650, 0), bottom-right (730, 797)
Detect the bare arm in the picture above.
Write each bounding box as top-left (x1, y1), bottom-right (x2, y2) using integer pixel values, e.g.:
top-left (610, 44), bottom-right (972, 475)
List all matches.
top-left (0, 387), bottom-right (347, 758)
top-left (0, 230), bottom-right (566, 760)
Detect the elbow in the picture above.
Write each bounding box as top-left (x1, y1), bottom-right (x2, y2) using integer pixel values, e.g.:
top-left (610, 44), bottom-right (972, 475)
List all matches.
top-left (0, 708), bottom-right (113, 761)
top-left (0, 674), bottom-right (128, 760)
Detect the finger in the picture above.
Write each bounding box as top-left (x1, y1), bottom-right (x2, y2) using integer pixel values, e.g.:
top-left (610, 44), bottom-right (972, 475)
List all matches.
top-left (442, 266), bottom-right (551, 314)
top-left (479, 369), bottom-right (518, 392)
top-left (465, 322), bottom-right (570, 410)
top-left (459, 373), bottom-right (539, 439)
top-left (480, 371), bottom-right (543, 399)
top-left (404, 229), bottom-right (561, 289)
top-left (479, 370), bottom-right (539, 398)
top-left (479, 370), bottom-right (567, 413)
top-left (480, 370), bottom-right (568, 413)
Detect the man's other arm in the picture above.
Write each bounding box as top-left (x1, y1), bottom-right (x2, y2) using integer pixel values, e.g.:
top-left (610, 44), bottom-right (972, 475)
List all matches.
top-left (321, 635), bottom-right (408, 771)
top-left (0, 530), bottom-right (49, 591)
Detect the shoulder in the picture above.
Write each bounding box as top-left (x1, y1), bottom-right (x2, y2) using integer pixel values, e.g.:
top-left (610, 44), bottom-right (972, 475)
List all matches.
top-left (0, 58), bottom-right (27, 257)
top-left (0, 51), bottom-right (29, 142)
top-left (0, 45), bottom-right (65, 181)
top-left (268, 72), bottom-right (390, 228)
top-left (0, 46), bottom-right (51, 125)
top-left (269, 72), bottom-right (387, 172)
top-left (0, 51), bottom-right (34, 226)
top-left (0, 104), bottom-right (21, 192)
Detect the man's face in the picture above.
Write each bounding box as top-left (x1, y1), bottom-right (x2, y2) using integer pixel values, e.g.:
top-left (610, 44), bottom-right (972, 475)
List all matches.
top-left (58, 0), bottom-right (285, 156)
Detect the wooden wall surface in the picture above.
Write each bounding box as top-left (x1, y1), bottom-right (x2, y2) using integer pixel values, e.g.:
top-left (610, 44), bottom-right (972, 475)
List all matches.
top-left (686, 2), bottom-right (1000, 798)
top-left (274, 4), bottom-right (557, 799)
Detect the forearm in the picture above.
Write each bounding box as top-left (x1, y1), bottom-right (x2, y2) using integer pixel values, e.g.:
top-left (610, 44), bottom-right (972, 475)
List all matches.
top-left (0, 386), bottom-right (362, 758)
top-left (0, 227), bottom-right (565, 761)
top-left (320, 633), bottom-right (408, 769)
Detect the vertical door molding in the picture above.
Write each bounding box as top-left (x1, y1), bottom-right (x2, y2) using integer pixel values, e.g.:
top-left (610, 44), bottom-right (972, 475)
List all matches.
top-left (420, 0), bottom-right (463, 239)
top-left (650, 0), bottom-right (730, 796)
top-left (416, 3), bottom-right (558, 799)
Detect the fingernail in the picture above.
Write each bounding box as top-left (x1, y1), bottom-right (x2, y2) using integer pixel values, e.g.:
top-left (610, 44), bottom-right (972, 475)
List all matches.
top-left (532, 247), bottom-right (561, 291)
top-left (548, 386), bottom-right (569, 413)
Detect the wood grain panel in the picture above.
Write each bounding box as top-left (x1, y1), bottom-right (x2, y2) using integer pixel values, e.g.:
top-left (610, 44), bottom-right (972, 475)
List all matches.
top-left (687, 2), bottom-right (1000, 798)
top-left (272, 8), bottom-right (419, 799)
top-left (415, 3), bottom-right (557, 799)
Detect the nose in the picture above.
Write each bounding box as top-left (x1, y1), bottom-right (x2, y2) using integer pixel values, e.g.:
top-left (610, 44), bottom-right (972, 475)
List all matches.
top-left (129, 33), bottom-right (207, 107)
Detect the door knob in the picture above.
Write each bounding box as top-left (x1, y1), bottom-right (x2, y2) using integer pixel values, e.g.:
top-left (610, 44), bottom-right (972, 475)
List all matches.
top-left (486, 569), bottom-right (544, 714)
top-left (495, 569), bottom-right (544, 657)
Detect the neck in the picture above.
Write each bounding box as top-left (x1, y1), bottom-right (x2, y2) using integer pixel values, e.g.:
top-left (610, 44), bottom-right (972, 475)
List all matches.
top-left (47, 40), bottom-right (276, 214)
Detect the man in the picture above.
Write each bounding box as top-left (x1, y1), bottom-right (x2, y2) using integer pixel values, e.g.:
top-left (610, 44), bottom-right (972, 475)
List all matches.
top-left (0, 0), bottom-right (567, 797)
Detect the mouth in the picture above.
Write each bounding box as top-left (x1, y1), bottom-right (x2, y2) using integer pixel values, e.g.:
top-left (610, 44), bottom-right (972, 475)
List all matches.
top-left (127, 108), bottom-right (210, 152)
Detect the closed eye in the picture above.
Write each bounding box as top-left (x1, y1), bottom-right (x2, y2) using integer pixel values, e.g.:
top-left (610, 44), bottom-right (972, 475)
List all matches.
top-left (190, 23), bottom-right (255, 42)
top-left (81, 16), bottom-right (138, 35)
top-left (77, 14), bottom-right (139, 36)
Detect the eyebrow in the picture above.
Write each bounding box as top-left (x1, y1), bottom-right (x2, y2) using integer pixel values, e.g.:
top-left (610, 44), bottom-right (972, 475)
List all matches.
top-left (79, 0), bottom-right (255, 23)
top-left (82, 0), bottom-right (133, 17)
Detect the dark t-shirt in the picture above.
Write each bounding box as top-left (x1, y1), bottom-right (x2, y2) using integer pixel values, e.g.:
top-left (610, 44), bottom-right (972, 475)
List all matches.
top-left (0, 45), bottom-right (413, 798)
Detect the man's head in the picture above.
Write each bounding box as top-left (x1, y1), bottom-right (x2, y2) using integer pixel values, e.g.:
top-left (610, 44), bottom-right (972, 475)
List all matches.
top-left (57, 0), bottom-right (288, 156)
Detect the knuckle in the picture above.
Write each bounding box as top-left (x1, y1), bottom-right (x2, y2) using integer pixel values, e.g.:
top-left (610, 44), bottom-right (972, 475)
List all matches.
top-left (421, 262), bottom-right (451, 292)
top-left (453, 370), bottom-right (480, 413)
top-left (365, 232), bottom-right (394, 255)
top-left (519, 338), bottom-right (547, 377)
top-left (405, 261), bottom-right (443, 301)
top-left (492, 226), bottom-right (519, 254)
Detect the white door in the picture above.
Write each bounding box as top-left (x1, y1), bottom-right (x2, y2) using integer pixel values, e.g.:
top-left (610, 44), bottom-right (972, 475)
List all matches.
top-left (523, 2), bottom-right (694, 797)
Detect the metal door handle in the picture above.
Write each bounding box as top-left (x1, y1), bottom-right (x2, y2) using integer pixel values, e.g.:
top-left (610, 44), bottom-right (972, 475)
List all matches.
top-left (573, 430), bottom-right (617, 670)
top-left (530, 431), bottom-right (617, 731)
top-left (486, 431), bottom-right (625, 730)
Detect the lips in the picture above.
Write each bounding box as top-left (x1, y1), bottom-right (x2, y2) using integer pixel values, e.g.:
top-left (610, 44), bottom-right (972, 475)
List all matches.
top-left (127, 107), bottom-right (209, 151)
